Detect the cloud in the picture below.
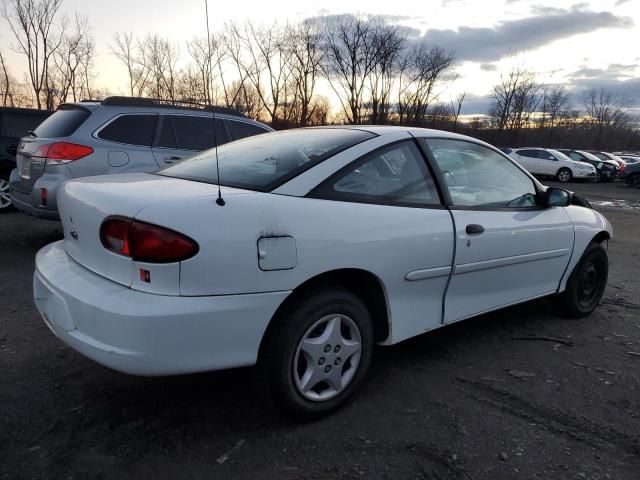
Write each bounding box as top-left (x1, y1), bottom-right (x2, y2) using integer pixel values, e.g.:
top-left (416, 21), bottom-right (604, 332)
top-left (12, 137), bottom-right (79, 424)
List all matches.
top-left (419, 7), bottom-right (633, 62)
top-left (480, 63), bottom-right (498, 72)
top-left (615, 0), bottom-right (632, 5)
top-left (567, 65), bottom-right (640, 105)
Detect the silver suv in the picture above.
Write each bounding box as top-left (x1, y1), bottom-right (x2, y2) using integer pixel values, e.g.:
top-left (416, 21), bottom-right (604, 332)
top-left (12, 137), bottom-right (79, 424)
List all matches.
top-left (10, 97), bottom-right (272, 220)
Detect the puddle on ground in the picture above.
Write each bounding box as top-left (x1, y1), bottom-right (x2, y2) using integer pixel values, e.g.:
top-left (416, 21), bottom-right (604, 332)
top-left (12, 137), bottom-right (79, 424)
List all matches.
top-left (590, 199), bottom-right (640, 210)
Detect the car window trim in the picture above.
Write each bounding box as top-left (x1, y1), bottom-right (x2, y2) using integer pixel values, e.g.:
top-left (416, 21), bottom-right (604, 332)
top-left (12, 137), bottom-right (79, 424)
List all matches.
top-left (418, 136), bottom-right (546, 212)
top-left (226, 118), bottom-right (272, 140)
top-left (93, 112), bottom-right (159, 148)
top-left (307, 138), bottom-right (447, 210)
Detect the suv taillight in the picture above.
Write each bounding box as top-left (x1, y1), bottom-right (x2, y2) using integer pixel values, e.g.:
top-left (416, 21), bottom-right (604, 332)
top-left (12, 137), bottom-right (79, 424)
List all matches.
top-left (100, 217), bottom-right (198, 263)
top-left (34, 142), bottom-right (93, 164)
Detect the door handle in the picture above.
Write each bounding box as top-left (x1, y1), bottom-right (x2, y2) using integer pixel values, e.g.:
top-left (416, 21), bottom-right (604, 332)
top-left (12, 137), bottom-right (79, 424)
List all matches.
top-left (164, 156), bottom-right (182, 163)
top-left (466, 224), bottom-right (484, 235)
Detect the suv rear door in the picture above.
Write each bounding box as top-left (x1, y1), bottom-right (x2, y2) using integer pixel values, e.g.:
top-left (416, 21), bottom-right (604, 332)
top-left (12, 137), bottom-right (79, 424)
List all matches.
top-left (152, 115), bottom-right (228, 166)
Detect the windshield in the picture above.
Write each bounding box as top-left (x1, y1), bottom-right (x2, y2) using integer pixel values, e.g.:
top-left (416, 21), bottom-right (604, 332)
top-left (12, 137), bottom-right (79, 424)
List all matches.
top-left (549, 149), bottom-right (573, 162)
top-left (160, 128), bottom-right (375, 191)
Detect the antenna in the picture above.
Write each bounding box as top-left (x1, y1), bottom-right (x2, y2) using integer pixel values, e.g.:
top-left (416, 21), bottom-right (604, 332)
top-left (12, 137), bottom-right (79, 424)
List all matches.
top-left (205, 0), bottom-right (225, 206)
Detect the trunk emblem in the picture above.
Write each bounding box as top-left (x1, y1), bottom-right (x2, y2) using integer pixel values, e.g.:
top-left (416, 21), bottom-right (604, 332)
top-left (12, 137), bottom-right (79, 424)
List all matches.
top-left (70, 230), bottom-right (79, 240)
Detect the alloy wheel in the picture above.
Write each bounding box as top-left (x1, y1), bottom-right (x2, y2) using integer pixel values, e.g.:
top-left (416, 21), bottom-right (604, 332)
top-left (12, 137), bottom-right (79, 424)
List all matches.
top-left (293, 314), bottom-right (362, 402)
top-left (0, 179), bottom-right (12, 209)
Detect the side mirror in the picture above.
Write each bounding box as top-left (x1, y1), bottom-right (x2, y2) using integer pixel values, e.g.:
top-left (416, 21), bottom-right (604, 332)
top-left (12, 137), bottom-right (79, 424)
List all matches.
top-left (545, 187), bottom-right (571, 207)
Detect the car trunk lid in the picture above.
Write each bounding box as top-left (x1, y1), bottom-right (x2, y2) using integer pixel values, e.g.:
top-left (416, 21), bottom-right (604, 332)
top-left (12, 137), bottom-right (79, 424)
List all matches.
top-left (58, 173), bottom-right (250, 290)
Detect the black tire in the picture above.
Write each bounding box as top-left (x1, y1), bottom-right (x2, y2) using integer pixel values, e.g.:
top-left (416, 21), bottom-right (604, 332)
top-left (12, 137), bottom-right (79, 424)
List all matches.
top-left (556, 167), bottom-right (572, 183)
top-left (554, 241), bottom-right (608, 318)
top-left (259, 287), bottom-right (374, 420)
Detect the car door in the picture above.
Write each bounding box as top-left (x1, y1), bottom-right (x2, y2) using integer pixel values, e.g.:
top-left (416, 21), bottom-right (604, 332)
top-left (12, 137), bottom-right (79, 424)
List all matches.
top-left (422, 138), bottom-right (574, 323)
top-left (152, 115), bottom-right (228, 166)
top-left (308, 139), bottom-right (454, 343)
top-left (513, 149), bottom-right (540, 174)
top-left (538, 150), bottom-right (560, 175)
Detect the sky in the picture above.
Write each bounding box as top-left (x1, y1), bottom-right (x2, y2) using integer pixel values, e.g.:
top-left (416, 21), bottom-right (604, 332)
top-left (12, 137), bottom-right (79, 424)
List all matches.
top-left (1, 0), bottom-right (639, 114)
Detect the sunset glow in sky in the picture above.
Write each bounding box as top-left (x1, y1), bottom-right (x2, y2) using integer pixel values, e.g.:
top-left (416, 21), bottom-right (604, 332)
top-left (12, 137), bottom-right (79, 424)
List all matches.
top-left (1, 0), bottom-right (638, 114)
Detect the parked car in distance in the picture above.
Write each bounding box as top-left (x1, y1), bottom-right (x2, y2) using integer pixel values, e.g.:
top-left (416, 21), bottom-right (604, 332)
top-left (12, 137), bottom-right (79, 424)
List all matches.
top-left (618, 155), bottom-right (640, 164)
top-left (557, 149), bottom-right (618, 182)
top-left (0, 107), bottom-right (51, 211)
top-left (10, 96), bottom-right (272, 220)
top-left (509, 147), bottom-right (597, 182)
top-left (620, 160), bottom-right (640, 186)
top-left (34, 126), bottom-right (612, 418)
top-left (587, 151), bottom-right (626, 170)
top-left (498, 147), bottom-right (514, 155)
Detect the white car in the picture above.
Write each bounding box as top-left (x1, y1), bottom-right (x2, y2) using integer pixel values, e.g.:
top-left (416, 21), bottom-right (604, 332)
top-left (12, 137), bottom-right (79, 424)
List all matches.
top-left (509, 147), bottom-right (597, 182)
top-left (34, 127), bottom-right (612, 418)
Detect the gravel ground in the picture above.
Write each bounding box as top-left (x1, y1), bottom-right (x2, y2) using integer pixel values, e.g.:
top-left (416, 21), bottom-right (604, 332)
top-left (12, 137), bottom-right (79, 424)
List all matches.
top-left (1, 180), bottom-right (639, 480)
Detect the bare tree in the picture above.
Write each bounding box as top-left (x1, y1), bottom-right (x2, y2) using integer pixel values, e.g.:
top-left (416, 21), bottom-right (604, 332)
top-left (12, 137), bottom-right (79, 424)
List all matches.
top-left (0, 49), bottom-right (12, 106)
top-left (489, 66), bottom-right (540, 144)
top-left (111, 32), bottom-right (149, 97)
top-left (286, 20), bottom-right (323, 126)
top-left (3, 0), bottom-right (65, 109)
top-left (187, 34), bottom-right (222, 105)
top-left (397, 45), bottom-right (455, 125)
top-left (139, 33), bottom-right (180, 101)
top-left (367, 22), bottom-right (404, 124)
top-left (320, 14), bottom-right (381, 124)
top-left (47, 13), bottom-right (94, 105)
top-left (450, 92), bottom-right (466, 131)
top-left (583, 88), bottom-right (630, 149)
top-left (538, 86), bottom-right (571, 145)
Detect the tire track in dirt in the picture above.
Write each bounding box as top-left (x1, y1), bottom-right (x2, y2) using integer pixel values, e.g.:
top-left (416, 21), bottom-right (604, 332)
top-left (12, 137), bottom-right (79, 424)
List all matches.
top-left (456, 377), bottom-right (640, 458)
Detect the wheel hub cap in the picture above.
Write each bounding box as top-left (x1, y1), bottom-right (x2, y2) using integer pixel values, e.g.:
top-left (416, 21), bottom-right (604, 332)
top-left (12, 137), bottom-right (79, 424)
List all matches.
top-left (293, 314), bottom-right (362, 402)
top-left (0, 179), bottom-right (11, 209)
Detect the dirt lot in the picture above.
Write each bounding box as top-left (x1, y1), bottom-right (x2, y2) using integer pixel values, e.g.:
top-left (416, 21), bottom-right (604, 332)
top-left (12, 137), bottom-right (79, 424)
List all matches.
top-left (1, 180), bottom-right (639, 480)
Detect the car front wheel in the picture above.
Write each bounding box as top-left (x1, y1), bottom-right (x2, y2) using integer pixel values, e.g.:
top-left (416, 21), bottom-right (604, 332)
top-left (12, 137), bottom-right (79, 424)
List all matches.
top-left (554, 241), bottom-right (608, 318)
top-left (260, 288), bottom-right (374, 420)
top-left (556, 168), bottom-right (572, 183)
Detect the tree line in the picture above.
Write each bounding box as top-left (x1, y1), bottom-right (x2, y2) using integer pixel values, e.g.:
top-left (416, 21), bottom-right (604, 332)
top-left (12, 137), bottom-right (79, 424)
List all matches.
top-left (1, 0), bottom-right (638, 150)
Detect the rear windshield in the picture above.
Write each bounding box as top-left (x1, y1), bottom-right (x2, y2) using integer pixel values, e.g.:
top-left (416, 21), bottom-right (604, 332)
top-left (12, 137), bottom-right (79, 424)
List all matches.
top-left (159, 128), bottom-right (376, 191)
top-left (33, 106), bottom-right (90, 138)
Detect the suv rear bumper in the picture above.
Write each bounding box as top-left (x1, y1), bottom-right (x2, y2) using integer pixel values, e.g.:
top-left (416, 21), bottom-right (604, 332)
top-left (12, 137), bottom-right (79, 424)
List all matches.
top-left (9, 168), bottom-right (65, 220)
top-left (34, 241), bottom-right (289, 376)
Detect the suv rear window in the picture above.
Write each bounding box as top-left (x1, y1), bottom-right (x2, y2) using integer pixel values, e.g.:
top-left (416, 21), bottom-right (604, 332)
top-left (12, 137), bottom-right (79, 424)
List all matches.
top-left (98, 114), bottom-right (158, 146)
top-left (33, 106), bottom-right (89, 138)
top-left (160, 128), bottom-right (376, 191)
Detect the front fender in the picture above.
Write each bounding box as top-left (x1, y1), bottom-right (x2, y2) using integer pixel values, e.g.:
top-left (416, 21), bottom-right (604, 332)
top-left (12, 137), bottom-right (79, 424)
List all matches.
top-left (558, 205), bottom-right (613, 291)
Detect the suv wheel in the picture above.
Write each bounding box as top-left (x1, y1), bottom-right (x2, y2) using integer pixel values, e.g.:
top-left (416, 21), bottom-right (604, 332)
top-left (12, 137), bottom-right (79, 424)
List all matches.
top-left (260, 288), bottom-right (374, 420)
top-left (556, 168), bottom-right (572, 183)
top-left (0, 176), bottom-right (13, 212)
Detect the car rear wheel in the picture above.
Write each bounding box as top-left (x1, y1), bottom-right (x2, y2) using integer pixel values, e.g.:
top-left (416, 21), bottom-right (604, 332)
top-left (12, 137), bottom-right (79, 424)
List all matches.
top-left (556, 168), bottom-right (572, 183)
top-left (554, 241), bottom-right (608, 318)
top-left (0, 176), bottom-right (14, 212)
top-left (260, 288), bottom-right (374, 420)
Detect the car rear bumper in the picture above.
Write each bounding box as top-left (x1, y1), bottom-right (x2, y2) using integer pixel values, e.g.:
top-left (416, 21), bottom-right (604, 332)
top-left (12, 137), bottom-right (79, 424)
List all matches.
top-left (9, 167), bottom-right (70, 220)
top-left (34, 241), bottom-right (290, 376)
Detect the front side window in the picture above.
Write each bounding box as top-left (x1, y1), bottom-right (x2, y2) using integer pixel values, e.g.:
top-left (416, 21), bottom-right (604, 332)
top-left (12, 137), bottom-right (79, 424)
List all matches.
top-left (160, 128), bottom-right (375, 191)
top-left (427, 139), bottom-right (538, 208)
top-left (312, 141), bottom-right (440, 206)
top-left (98, 114), bottom-right (157, 146)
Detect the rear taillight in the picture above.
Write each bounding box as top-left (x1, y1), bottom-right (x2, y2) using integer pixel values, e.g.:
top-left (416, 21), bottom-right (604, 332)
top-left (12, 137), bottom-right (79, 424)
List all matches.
top-left (33, 142), bottom-right (93, 164)
top-left (99, 217), bottom-right (198, 263)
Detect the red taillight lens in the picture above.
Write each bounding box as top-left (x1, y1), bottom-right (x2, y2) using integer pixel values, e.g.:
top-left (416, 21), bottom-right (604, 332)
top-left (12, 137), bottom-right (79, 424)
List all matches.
top-left (34, 142), bottom-right (93, 163)
top-left (99, 217), bottom-right (198, 263)
top-left (100, 218), bottom-right (131, 256)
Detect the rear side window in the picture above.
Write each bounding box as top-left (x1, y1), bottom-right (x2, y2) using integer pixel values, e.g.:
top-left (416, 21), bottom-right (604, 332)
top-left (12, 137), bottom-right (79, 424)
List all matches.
top-left (157, 115), bottom-right (227, 151)
top-left (227, 120), bottom-right (268, 141)
top-left (98, 114), bottom-right (158, 146)
top-left (33, 107), bottom-right (89, 138)
top-left (516, 149), bottom-right (538, 158)
top-left (160, 128), bottom-right (375, 191)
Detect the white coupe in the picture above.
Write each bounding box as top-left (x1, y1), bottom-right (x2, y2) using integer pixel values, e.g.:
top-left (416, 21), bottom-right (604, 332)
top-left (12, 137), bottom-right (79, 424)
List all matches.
top-left (34, 127), bottom-right (612, 418)
top-left (509, 147), bottom-right (598, 182)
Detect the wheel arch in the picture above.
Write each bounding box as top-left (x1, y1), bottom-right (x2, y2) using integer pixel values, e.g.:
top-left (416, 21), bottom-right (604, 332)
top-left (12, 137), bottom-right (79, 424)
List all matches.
top-left (259, 268), bottom-right (391, 356)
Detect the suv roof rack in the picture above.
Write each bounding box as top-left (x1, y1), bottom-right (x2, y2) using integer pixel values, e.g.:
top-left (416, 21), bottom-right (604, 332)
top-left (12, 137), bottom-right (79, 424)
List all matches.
top-left (100, 96), bottom-right (245, 117)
